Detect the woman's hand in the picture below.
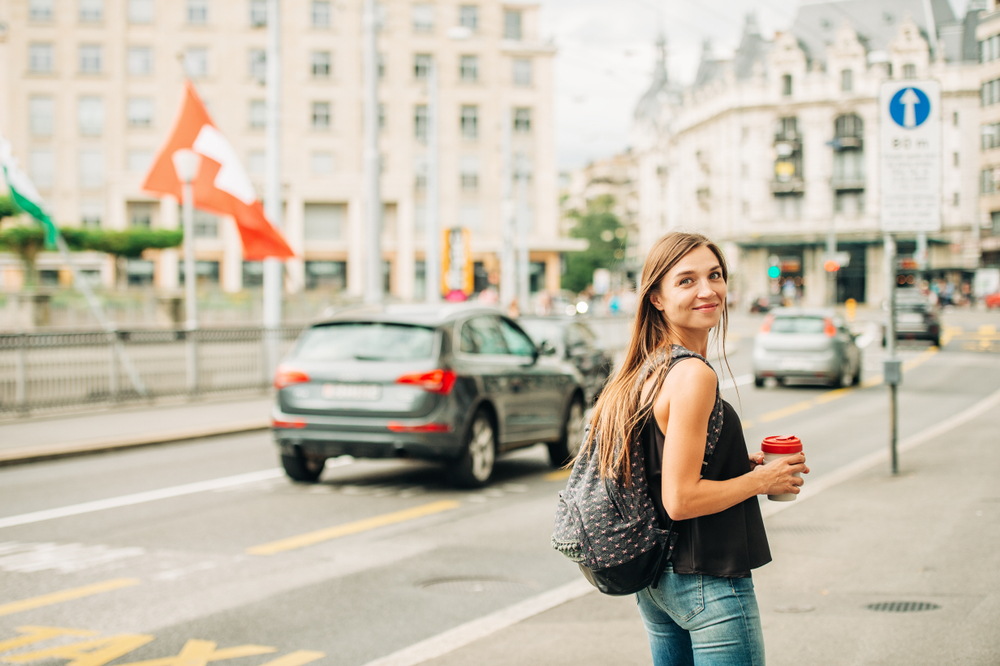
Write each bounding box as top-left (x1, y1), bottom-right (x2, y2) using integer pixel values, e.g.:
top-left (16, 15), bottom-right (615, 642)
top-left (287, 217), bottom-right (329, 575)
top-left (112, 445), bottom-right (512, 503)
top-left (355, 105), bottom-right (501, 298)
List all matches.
top-left (748, 452), bottom-right (764, 471)
top-left (750, 453), bottom-right (810, 496)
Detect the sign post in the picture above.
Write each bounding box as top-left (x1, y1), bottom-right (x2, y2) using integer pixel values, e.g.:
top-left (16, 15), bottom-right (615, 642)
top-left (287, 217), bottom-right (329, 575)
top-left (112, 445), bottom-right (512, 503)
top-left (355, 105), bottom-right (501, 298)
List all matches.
top-left (879, 79), bottom-right (941, 475)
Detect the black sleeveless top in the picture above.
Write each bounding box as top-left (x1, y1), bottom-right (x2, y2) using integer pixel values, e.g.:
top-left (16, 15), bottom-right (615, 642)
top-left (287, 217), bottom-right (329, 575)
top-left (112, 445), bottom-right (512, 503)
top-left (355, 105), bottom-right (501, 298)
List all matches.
top-left (642, 397), bottom-right (771, 578)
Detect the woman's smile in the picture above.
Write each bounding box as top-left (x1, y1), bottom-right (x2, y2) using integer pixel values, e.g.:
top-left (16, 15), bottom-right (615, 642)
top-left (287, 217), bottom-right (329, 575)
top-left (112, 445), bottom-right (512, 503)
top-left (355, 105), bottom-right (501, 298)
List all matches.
top-left (693, 303), bottom-right (719, 312)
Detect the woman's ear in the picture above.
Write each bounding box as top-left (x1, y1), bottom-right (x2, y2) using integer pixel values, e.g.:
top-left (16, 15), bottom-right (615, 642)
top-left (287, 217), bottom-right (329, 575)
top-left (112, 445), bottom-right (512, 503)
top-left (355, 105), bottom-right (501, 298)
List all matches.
top-left (649, 291), bottom-right (664, 312)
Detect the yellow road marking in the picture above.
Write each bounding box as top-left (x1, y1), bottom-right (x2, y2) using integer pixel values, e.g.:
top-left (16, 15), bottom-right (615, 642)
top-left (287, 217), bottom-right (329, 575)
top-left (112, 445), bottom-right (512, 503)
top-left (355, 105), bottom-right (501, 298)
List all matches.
top-left (114, 639), bottom-right (276, 666)
top-left (258, 652), bottom-right (326, 666)
top-left (6, 633), bottom-right (154, 666)
top-left (0, 579), bottom-right (140, 618)
top-left (247, 500), bottom-right (461, 555)
top-left (941, 325), bottom-right (962, 347)
top-left (544, 469), bottom-right (571, 481)
top-left (0, 627), bottom-right (97, 653)
top-left (979, 325), bottom-right (997, 336)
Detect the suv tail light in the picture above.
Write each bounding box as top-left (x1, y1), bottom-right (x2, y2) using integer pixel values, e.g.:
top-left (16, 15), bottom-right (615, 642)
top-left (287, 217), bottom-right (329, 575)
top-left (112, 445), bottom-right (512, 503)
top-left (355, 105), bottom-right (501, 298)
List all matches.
top-left (396, 369), bottom-right (457, 395)
top-left (274, 365), bottom-right (310, 389)
top-left (823, 318), bottom-right (837, 337)
top-left (760, 314), bottom-right (775, 333)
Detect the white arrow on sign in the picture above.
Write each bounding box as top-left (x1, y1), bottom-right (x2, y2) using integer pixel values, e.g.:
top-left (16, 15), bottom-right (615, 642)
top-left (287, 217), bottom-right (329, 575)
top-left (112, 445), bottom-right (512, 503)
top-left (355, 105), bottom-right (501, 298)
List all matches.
top-left (900, 88), bottom-right (919, 128)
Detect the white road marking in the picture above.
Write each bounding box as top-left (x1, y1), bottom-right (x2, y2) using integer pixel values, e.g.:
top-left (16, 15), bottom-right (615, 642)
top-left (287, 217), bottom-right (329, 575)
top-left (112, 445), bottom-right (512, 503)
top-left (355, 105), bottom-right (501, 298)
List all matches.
top-left (0, 541), bottom-right (144, 573)
top-left (0, 469), bottom-right (284, 529)
top-left (360, 579), bottom-right (595, 666)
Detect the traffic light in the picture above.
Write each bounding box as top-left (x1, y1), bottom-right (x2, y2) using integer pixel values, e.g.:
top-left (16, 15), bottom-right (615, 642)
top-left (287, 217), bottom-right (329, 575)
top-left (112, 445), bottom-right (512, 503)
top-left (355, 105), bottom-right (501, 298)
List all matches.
top-left (824, 259), bottom-right (840, 272)
top-left (767, 255), bottom-right (780, 279)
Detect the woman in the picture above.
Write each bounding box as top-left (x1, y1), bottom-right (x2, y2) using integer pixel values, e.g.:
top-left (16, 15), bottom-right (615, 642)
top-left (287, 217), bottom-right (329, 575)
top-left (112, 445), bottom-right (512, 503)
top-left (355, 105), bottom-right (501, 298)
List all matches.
top-left (585, 232), bottom-right (808, 665)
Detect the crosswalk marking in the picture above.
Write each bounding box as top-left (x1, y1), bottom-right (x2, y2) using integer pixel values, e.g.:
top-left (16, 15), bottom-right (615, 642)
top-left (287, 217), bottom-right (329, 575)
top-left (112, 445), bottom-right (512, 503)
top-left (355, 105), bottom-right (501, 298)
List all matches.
top-left (0, 578), bottom-right (140, 618)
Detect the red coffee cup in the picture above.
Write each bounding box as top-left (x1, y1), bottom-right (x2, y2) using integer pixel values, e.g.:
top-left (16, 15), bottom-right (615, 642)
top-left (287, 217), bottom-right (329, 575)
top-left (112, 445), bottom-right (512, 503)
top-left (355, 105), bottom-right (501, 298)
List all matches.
top-left (761, 435), bottom-right (802, 501)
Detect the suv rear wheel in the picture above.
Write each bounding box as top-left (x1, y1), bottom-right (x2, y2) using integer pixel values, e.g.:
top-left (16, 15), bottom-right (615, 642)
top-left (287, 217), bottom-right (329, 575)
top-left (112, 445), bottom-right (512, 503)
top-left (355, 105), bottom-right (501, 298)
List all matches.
top-left (281, 449), bottom-right (325, 483)
top-left (448, 409), bottom-right (496, 488)
top-left (548, 396), bottom-right (585, 467)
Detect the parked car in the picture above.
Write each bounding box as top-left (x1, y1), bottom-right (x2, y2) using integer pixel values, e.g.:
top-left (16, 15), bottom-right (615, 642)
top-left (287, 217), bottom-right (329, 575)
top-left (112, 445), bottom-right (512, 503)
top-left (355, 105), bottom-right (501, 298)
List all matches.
top-left (753, 308), bottom-right (861, 388)
top-left (883, 289), bottom-right (942, 347)
top-left (517, 316), bottom-right (614, 404)
top-left (271, 303), bottom-right (587, 487)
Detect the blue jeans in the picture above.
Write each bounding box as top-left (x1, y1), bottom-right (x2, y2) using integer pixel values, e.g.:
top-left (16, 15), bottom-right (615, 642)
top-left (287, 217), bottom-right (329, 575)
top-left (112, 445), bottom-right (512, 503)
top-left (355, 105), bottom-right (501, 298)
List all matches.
top-left (636, 564), bottom-right (765, 666)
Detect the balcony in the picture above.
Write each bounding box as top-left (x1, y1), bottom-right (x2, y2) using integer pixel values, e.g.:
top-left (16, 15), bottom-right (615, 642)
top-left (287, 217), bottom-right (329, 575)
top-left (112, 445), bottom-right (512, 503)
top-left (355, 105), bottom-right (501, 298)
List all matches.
top-left (831, 175), bottom-right (866, 191)
top-left (771, 178), bottom-right (805, 194)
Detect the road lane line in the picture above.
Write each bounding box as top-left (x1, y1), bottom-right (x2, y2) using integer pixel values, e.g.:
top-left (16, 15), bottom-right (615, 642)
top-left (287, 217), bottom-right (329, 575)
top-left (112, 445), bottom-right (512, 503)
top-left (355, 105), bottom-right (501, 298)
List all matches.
top-left (0, 578), bottom-right (140, 617)
top-left (360, 579), bottom-right (594, 666)
top-left (0, 469), bottom-right (284, 530)
top-left (543, 469), bottom-right (571, 481)
top-left (246, 500), bottom-right (461, 555)
top-left (257, 652), bottom-right (326, 666)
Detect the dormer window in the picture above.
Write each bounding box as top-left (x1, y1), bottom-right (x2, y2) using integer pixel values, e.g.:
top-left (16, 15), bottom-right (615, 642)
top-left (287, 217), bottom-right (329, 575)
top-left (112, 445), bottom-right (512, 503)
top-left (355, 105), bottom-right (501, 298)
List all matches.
top-left (782, 74), bottom-right (793, 96)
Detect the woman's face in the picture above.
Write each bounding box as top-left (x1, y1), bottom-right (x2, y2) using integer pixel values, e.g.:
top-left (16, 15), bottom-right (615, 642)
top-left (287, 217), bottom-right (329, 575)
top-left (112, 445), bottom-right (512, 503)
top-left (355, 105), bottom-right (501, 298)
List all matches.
top-left (649, 246), bottom-right (727, 332)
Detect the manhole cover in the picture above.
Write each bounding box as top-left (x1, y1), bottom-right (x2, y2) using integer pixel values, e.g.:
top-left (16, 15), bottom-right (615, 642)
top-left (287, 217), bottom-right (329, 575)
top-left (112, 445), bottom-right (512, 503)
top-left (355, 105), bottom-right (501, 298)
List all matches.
top-left (774, 604), bottom-right (815, 613)
top-left (866, 601), bottom-right (941, 613)
top-left (418, 577), bottom-right (534, 595)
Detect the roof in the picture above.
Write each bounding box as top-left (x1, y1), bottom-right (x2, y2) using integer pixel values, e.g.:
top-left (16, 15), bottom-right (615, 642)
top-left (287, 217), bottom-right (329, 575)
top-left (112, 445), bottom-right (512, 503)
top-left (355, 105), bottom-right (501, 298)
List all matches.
top-left (314, 302), bottom-right (501, 327)
top-left (634, 34), bottom-right (684, 121)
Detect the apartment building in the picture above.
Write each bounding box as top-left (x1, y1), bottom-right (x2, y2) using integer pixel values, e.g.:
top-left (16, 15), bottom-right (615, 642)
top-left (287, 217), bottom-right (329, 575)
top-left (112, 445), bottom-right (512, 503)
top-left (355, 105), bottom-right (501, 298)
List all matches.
top-left (632, 0), bottom-right (984, 307)
top-left (978, 0), bottom-right (1000, 269)
top-left (0, 0), bottom-right (571, 298)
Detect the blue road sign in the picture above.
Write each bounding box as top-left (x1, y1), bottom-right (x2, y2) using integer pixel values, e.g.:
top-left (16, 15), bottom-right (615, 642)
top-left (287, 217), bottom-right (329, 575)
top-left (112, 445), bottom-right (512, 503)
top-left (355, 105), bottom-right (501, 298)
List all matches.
top-left (889, 87), bottom-right (931, 129)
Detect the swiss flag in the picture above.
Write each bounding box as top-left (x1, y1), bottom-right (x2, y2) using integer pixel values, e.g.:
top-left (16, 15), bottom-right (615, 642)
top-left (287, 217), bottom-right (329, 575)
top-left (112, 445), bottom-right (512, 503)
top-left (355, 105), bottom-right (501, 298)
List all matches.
top-left (142, 81), bottom-right (294, 260)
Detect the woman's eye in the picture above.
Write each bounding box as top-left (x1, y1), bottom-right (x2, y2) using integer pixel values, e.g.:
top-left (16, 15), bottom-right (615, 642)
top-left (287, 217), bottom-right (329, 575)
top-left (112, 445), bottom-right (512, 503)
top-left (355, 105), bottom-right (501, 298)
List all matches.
top-left (679, 278), bottom-right (692, 286)
top-left (710, 272), bottom-right (722, 279)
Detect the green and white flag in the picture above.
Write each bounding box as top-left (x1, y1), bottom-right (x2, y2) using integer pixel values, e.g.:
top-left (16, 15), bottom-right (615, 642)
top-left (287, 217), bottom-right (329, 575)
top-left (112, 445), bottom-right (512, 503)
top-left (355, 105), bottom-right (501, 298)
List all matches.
top-left (0, 129), bottom-right (58, 247)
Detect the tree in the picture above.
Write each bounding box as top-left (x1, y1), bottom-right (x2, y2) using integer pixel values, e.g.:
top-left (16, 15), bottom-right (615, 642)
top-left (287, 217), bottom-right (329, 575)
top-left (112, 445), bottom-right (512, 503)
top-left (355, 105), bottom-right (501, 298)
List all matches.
top-left (561, 195), bottom-right (627, 294)
top-left (0, 225), bottom-right (45, 287)
top-left (63, 228), bottom-right (183, 288)
top-left (0, 196), bottom-right (16, 225)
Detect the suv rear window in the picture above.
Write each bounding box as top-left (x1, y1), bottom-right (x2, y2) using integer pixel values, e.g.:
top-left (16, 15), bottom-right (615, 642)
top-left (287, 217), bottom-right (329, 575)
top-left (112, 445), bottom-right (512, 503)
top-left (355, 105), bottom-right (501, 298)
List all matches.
top-left (770, 317), bottom-right (825, 334)
top-left (294, 323), bottom-right (436, 362)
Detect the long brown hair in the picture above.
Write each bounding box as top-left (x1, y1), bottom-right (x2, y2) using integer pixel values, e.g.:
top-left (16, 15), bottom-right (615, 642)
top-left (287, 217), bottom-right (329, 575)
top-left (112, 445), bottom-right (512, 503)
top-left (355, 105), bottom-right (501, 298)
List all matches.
top-left (580, 232), bottom-right (731, 483)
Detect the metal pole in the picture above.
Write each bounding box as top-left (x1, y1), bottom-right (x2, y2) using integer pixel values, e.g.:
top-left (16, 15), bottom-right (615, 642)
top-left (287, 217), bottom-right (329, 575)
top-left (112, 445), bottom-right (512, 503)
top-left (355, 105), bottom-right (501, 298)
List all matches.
top-left (516, 154), bottom-right (530, 313)
top-left (884, 232), bottom-right (900, 475)
top-left (426, 59), bottom-right (441, 303)
top-left (263, 0), bottom-right (283, 377)
top-left (182, 179), bottom-right (199, 393)
top-left (826, 226), bottom-right (837, 306)
top-left (500, 107), bottom-right (515, 310)
top-left (363, 0), bottom-right (383, 304)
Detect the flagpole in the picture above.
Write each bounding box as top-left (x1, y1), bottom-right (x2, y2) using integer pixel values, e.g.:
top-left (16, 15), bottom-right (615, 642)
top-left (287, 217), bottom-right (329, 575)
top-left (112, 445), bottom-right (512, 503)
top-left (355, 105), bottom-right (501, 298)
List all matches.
top-left (263, 0), bottom-right (283, 377)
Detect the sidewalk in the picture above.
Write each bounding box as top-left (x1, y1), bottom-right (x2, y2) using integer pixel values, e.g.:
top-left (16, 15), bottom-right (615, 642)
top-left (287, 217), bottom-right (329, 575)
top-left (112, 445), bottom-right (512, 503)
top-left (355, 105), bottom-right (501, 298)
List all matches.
top-left (412, 388), bottom-right (1000, 666)
top-left (0, 395), bottom-right (272, 466)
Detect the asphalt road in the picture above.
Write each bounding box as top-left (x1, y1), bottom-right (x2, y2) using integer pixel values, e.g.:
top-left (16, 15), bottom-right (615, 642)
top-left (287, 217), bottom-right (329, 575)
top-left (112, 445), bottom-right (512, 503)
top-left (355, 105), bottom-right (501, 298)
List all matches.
top-left (2, 310), bottom-right (999, 666)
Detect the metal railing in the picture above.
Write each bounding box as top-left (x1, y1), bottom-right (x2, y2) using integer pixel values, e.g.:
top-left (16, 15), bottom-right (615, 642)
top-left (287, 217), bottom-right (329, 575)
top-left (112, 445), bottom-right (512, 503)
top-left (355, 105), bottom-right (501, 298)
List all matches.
top-left (0, 326), bottom-right (304, 417)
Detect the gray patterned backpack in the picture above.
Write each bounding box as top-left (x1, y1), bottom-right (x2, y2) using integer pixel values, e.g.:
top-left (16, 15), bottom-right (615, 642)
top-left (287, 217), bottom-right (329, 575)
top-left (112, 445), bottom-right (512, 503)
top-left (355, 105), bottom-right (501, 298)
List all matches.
top-left (551, 345), bottom-right (724, 596)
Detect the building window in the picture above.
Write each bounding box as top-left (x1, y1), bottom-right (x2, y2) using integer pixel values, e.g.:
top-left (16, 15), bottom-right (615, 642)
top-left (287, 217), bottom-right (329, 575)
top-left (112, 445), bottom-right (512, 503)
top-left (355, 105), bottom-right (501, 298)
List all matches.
top-left (192, 210), bottom-right (219, 238)
top-left (178, 259), bottom-right (219, 285)
top-left (79, 45), bottom-right (102, 74)
top-left (249, 48), bottom-right (266, 83)
top-left (30, 150), bottom-right (55, 189)
top-left (187, 0), bottom-right (207, 25)
top-left (29, 96), bottom-right (55, 136)
top-left (128, 97), bottom-right (154, 128)
top-left (414, 157), bottom-right (427, 192)
top-left (128, 0), bottom-right (154, 23)
top-left (460, 55), bottom-right (478, 82)
top-left (378, 53), bottom-right (386, 79)
top-left (79, 0), bottom-right (103, 22)
top-left (781, 74), bottom-right (793, 96)
top-left (504, 10), bottom-right (521, 40)
top-left (305, 260), bottom-right (346, 290)
top-left (82, 202), bottom-right (104, 228)
top-left (460, 105), bottom-right (478, 139)
top-left (184, 48), bottom-right (208, 78)
top-left (378, 103), bottom-right (386, 132)
top-left (412, 4), bottom-right (434, 32)
top-left (513, 58), bottom-right (531, 86)
top-left (127, 149), bottom-right (153, 173)
top-left (841, 69), bottom-right (853, 92)
top-left (78, 96), bottom-right (104, 136)
top-left (834, 191), bottom-right (865, 216)
top-left (953, 111), bottom-right (959, 126)
top-left (774, 194), bottom-right (802, 219)
top-left (953, 192), bottom-right (960, 207)
top-left (311, 152), bottom-right (334, 174)
top-left (902, 63), bottom-right (916, 79)
top-left (303, 203), bottom-right (345, 240)
top-left (249, 0), bottom-right (267, 26)
top-left (513, 107), bottom-right (531, 132)
top-left (312, 101), bottom-right (331, 129)
top-left (953, 151), bottom-right (959, 167)
top-left (460, 156), bottom-right (479, 191)
top-left (312, 51), bottom-right (331, 77)
top-left (414, 105), bottom-right (428, 142)
top-left (30, 0), bottom-right (53, 22)
top-left (311, 0), bottom-right (330, 27)
top-left (414, 53), bottom-right (432, 79)
top-left (459, 5), bottom-right (478, 30)
top-left (983, 123), bottom-right (1000, 150)
top-left (249, 99), bottom-right (266, 129)
top-left (128, 46), bottom-right (153, 75)
top-left (29, 43), bottom-right (54, 73)
top-left (982, 169), bottom-right (996, 194)
top-left (129, 202), bottom-right (154, 229)
top-left (79, 150), bottom-right (105, 189)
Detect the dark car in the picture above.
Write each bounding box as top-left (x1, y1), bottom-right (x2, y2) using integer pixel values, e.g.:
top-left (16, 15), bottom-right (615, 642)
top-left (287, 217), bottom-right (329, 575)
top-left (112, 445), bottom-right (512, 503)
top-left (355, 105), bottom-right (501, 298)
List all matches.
top-left (516, 316), bottom-right (614, 404)
top-left (884, 290), bottom-right (941, 347)
top-left (271, 303), bottom-right (587, 487)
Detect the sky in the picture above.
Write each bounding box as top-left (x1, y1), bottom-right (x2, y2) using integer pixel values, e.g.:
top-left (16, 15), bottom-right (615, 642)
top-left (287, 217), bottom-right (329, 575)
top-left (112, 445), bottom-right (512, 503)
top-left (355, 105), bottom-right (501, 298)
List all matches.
top-left (538, 0), bottom-right (972, 170)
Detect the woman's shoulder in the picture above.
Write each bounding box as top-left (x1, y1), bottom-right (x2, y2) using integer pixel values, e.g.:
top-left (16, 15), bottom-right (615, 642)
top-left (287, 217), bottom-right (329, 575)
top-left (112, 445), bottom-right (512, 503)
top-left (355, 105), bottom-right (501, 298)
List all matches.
top-left (665, 354), bottom-right (717, 390)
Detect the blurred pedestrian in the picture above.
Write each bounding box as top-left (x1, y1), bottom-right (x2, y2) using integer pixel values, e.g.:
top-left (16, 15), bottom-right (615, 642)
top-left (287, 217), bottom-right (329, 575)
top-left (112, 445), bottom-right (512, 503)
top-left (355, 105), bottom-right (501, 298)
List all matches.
top-left (580, 231), bottom-right (808, 665)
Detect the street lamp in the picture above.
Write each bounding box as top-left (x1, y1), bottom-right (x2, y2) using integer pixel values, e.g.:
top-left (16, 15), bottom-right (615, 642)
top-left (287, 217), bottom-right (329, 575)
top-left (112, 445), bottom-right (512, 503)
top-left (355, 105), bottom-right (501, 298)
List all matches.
top-left (172, 148), bottom-right (201, 392)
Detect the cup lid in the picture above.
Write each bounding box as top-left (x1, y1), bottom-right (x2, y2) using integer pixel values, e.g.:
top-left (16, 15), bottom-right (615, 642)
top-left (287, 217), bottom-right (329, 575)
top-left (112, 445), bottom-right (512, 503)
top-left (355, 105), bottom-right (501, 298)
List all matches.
top-left (762, 435), bottom-right (802, 453)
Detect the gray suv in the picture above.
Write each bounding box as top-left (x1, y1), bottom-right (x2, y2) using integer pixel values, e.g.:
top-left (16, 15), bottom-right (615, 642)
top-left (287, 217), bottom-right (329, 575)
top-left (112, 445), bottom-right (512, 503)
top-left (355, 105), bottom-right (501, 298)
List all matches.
top-left (271, 303), bottom-right (587, 487)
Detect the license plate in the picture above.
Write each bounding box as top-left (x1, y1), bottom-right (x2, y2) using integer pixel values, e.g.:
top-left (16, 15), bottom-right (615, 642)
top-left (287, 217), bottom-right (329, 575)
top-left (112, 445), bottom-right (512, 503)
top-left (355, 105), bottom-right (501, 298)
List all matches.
top-left (780, 359), bottom-right (813, 371)
top-left (321, 383), bottom-right (381, 401)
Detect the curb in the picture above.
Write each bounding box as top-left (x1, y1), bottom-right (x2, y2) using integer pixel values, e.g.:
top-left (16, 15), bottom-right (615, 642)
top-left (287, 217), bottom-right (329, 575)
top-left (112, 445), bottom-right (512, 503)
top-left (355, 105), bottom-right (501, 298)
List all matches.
top-left (0, 420), bottom-right (270, 467)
